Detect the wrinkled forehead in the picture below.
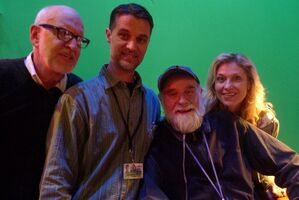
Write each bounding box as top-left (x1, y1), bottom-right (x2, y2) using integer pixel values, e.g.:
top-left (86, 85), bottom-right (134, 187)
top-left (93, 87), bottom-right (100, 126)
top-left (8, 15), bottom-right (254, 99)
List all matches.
top-left (162, 75), bottom-right (200, 94)
top-left (163, 74), bottom-right (199, 90)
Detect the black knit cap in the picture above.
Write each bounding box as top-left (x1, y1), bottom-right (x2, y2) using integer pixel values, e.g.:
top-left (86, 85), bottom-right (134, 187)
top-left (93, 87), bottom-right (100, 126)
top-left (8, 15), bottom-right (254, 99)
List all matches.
top-left (158, 65), bottom-right (200, 92)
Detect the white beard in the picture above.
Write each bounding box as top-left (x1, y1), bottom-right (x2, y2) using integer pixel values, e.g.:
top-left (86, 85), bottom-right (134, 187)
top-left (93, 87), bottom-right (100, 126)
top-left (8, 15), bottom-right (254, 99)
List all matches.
top-left (166, 102), bottom-right (205, 134)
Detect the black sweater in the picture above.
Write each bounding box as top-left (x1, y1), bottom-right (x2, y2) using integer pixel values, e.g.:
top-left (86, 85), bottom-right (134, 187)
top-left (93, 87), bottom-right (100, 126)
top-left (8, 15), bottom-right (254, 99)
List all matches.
top-left (0, 58), bottom-right (82, 199)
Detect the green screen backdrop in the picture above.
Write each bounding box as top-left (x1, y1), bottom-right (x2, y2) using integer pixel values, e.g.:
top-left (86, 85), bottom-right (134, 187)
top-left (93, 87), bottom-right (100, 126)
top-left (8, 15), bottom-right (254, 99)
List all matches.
top-left (1, 0), bottom-right (298, 152)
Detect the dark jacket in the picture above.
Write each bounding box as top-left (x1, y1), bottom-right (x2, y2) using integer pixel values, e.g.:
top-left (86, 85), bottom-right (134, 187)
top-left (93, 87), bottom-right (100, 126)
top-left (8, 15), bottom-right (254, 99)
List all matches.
top-left (0, 58), bottom-right (82, 200)
top-left (139, 110), bottom-right (299, 200)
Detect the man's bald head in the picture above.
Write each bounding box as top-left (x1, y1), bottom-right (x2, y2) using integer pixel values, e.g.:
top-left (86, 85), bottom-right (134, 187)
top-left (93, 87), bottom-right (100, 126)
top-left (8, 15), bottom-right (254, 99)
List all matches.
top-left (34, 5), bottom-right (83, 27)
top-left (30, 5), bottom-right (86, 87)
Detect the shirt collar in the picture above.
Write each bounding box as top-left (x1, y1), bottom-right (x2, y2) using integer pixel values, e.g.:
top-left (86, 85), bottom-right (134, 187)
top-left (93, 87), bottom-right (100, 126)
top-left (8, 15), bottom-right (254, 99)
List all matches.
top-left (24, 52), bottom-right (67, 92)
top-left (100, 64), bottom-right (143, 91)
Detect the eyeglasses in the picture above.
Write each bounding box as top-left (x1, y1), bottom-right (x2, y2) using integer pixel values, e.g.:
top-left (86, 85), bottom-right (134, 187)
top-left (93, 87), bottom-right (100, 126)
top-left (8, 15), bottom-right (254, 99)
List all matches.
top-left (39, 24), bottom-right (90, 48)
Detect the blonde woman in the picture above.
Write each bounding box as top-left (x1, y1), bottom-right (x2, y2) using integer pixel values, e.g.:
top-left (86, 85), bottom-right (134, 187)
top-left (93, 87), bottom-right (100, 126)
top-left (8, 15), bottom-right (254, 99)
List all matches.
top-left (205, 53), bottom-right (287, 199)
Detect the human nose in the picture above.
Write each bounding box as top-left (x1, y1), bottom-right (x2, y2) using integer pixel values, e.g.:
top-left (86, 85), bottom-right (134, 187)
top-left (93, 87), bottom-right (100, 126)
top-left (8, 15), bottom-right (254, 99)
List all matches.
top-left (126, 40), bottom-right (137, 51)
top-left (66, 38), bottom-right (79, 50)
top-left (224, 80), bottom-right (233, 89)
top-left (178, 94), bottom-right (189, 106)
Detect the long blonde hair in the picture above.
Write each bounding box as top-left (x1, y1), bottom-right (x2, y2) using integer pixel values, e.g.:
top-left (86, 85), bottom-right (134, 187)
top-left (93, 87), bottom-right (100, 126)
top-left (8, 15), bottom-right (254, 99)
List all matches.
top-left (206, 53), bottom-right (275, 125)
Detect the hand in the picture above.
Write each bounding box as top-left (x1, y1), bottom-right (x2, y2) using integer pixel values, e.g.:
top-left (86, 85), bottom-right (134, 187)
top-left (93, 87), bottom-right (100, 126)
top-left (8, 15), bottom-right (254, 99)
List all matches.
top-left (257, 112), bottom-right (274, 129)
top-left (266, 184), bottom-right (288, 199)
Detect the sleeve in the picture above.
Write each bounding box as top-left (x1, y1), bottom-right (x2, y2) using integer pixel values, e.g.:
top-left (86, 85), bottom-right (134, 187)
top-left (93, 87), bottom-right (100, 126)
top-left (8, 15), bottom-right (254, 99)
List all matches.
top-left (255, 110), bottom-right (285, 198)
top-left (138, 154), bottom-right (169, 200)
top-left (242, 123), bottom-right (299, 199)
top-left (39, 93), bottom-right (87, 199)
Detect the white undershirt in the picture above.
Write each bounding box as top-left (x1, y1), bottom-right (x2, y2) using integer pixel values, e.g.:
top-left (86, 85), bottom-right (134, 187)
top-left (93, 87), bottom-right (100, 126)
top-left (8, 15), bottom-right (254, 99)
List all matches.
top-left (24, 53), bottom-right (67, 92)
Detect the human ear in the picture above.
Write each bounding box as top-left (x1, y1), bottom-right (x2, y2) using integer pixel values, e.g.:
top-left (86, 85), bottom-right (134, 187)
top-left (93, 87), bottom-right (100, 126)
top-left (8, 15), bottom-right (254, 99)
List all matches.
top-left (105, 28), bottom-right (111, 44)
top-left (30, 25), bottom-right (40, 47)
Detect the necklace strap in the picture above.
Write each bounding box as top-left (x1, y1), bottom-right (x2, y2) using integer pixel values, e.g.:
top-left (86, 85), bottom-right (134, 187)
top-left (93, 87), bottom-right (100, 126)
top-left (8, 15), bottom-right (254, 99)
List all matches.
top-left (111, 87), bottom-right (144, 152)
top-left (186, 133), bottom-right (225, 199)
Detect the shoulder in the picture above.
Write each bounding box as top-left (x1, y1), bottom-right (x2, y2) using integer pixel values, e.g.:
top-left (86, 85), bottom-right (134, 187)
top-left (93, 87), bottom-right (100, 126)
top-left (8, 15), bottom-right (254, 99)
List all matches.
top-left (66, 75), bottom-right (101, 93)
top-left (0, 57), bottom-right (25, 66)
top-left (205, 110), bottom-right (253, 136)
top-left (0, 58), bottom-right (26, 74)
top-left (0, 58), bottom-right (29, 88)
top-left (206, 110), bottom-right (236, 124)
top-left (154, 118), bottom-right (172, 138)
top-left (142, 85), bottom-right (159, 102)
top-left (63, 76), bottom-right (106, 106)
top-left (257, 109), bottom-right (279, 137)
top-left (66, 73), bottom-right (83, 89)
top-left (142, 85), bottom-right (161, 116)
top-left (143, 85), bottom-right (157, 96)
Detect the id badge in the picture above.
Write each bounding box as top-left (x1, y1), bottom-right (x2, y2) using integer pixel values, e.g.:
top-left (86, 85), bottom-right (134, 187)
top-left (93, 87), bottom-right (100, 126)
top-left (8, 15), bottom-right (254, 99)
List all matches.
top-left (123, 163), bottom-right (143, 180)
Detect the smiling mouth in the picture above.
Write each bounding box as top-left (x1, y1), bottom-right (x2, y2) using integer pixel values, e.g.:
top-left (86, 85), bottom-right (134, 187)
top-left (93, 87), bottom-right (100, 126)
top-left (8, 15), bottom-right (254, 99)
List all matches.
top-left (222, 93), bottom-right (236, 97)
top-left (60, 53), bottom-right (74, 60)
top-left (176, 108), bottom-right (193, 114)
top-left (123, 53), bottom-right (137, 59)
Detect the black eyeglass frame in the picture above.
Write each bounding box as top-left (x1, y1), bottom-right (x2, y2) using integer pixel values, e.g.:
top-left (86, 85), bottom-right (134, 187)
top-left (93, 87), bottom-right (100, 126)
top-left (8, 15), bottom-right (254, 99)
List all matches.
top-left (39, 24), bottom-right (90, 48)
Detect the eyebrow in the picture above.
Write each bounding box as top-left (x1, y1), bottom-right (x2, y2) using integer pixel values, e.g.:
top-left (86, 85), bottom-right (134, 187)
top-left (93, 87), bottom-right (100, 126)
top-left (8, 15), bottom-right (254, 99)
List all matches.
top-left (164, 88), bottom-right (176, 92)
top-left (187, 84), bottom-right (196, 88)
top-left (118, 28), bottom-right (149, 38)
top-left (118, 28), bottom-right (129, 32)
top-left (217, 73), bottom-right (242, 76)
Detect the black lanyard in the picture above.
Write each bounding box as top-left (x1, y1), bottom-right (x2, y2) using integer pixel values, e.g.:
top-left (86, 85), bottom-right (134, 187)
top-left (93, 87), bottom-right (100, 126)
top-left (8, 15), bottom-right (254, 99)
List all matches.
top-left (111, 87), bottom-right (144, 155)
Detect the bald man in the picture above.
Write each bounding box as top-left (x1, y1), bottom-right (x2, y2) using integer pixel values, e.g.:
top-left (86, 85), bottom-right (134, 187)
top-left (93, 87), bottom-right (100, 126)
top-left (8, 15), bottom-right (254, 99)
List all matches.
top-left (0, 5), bottom-right (89, 199)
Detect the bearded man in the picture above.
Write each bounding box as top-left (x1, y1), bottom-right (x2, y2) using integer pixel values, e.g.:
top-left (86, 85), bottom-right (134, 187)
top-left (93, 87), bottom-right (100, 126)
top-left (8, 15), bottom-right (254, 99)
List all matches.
top-left (138, 65), bottom-right (299, 200)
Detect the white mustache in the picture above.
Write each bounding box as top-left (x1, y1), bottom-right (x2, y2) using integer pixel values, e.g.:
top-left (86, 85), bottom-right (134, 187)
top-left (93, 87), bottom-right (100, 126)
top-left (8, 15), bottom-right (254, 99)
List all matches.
top-left (174, 104), bottom-right (195, 113)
